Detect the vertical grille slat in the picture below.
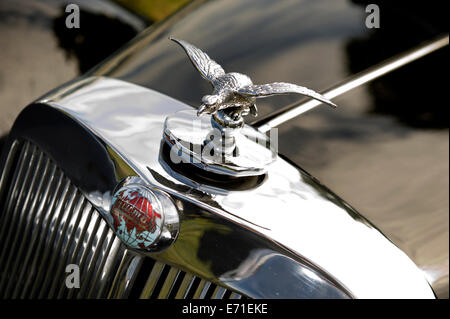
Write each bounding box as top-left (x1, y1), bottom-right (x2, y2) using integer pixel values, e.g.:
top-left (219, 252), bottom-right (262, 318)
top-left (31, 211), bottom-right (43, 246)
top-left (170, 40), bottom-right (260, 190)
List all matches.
top-left (0, 140), bottom-right (245, 299)
top-left (4, 156), bottom-right (51, 298)
top-left (46, 195), bottom-right (86, 298)
top-left (0, 140), bottom-right (20, 208)
top-left (11, 161), bottom-right (57, 299)
top-left (29, 178), bottom-right (72, 298)
top-left (211, 286), bottom-right (227, 299)
top-left (174, 273), bottom-right (195, 299)
top-left (76, 219), bottom-right (110, 298)
top-left (157, 268), bottom-right (181, 299)
top-left (0, 143), bottom-right (29, 289)
top-left (55, 199), bottom-right (94, 298)
top-left (19, 170), bottom-right (65, 298)
top-left (90, 237), bottom-right (123, 298)
top-left (0, 144), bottom-right (39, 295)
top-left (0, 142), bottom-right (31, 236)
top-left (38, 186), bottom-right (79, 298)
top-left (85, 229), bottom-right (118, 298)
top-left (107, 250), bottom-right (143, 299)
top-left (229, 292), bottom-right (243, 299)
top-left (193, 280), bottom-right (210, 299)
top-left (65, 206), bottom-right (100, 299)
top-left (139, 261), bottom-right (166, 299)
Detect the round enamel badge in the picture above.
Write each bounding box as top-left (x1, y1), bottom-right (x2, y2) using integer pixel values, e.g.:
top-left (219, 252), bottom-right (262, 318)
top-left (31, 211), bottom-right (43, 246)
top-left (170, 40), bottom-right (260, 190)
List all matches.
top-left (110, 184), bottom-right (164, 250)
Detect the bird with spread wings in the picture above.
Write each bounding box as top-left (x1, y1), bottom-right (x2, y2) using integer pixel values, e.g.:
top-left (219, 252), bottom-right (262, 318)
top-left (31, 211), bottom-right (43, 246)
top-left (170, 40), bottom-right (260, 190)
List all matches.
top-left (170, 38), bottom-right (337, 117)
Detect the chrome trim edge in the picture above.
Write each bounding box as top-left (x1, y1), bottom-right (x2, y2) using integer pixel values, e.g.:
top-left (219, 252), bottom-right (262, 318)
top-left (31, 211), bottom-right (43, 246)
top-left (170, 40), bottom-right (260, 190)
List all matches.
top-left (255, 34), bottom-right (449, 132)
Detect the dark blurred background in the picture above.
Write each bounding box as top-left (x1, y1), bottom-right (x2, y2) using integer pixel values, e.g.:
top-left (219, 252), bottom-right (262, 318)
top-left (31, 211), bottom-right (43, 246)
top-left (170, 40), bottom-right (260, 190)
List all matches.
top-left (0, 0), bottom-right (448, 297)
top-left (0, 0), bottom-right (190, 148)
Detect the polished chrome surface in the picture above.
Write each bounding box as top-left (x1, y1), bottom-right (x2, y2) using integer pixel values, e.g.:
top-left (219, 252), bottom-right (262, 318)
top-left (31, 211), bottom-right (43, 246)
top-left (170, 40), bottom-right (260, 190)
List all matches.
top-left (256, 34), bottom-right (449, 132)
top-left (10, 76), bottom-right (431, 298)
top-left (171, 37), bottom-right (336, 124)
top-left (0, 141), bottom-right (118, 298)
top-left (0, 140), bottom-right (241, 299)
top-left (0, 76), bottom-right (352, 298)
top-left (163, 109), bottom-right (276, 177)
top-left (78, 0), bottom-right (448, 297)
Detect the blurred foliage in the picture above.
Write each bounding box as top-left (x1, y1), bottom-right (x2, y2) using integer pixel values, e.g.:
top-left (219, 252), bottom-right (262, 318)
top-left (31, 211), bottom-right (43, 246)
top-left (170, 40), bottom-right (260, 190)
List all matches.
top-left (112, 0), bottom-right (192, 22)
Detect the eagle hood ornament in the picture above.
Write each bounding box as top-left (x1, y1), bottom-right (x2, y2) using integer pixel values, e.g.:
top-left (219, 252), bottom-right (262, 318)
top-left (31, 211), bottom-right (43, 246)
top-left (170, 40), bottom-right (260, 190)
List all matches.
top-left (170, 37), bottom-right (337, 124)
top-left (163, 38), bottom-right (338, 178)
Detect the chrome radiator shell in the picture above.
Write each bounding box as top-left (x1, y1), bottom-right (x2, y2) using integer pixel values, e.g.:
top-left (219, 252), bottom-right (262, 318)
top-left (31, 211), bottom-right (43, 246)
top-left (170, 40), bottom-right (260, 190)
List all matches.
top-left (0, 76), bottom-right (434, 298)
top-left (0, 141), bottom-right (241, 299)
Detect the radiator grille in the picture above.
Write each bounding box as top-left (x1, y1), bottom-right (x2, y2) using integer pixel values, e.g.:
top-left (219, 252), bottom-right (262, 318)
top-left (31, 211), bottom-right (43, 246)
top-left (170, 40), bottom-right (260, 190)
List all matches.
top-left (0, 140), bottom-right (242, 299)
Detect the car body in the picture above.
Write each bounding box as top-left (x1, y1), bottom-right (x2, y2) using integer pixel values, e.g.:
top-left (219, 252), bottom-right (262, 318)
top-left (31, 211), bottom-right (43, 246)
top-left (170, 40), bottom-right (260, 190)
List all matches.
top-left (0, 0), bottom-right (448, 299)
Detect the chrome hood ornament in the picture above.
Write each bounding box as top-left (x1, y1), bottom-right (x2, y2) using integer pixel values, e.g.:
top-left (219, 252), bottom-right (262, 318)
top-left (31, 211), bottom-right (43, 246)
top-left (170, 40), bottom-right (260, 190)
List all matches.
top-left (170, 37), bottom-right (336, 127)
top-left (163, 38), bottom-right (337, 178)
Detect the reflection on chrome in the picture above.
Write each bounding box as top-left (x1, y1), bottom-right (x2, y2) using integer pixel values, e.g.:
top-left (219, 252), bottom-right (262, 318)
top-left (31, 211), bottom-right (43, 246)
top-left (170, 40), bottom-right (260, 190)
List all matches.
top-left (163, 109), bottom-right (277, 177)
top-left (4, 76), bottom-right (434, 298)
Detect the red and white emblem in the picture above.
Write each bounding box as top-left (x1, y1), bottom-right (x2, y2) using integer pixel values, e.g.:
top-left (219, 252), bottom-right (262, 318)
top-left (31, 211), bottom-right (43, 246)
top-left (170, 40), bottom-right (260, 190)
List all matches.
top-left (109, 184), bottom-right (163, 249)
